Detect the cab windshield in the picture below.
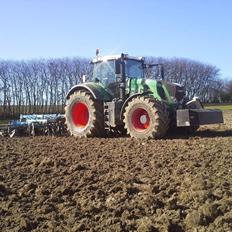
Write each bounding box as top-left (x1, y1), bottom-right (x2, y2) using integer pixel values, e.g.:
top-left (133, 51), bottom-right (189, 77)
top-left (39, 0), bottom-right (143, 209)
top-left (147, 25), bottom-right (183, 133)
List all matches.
top-left (92, 60), bottom-right (115, 86)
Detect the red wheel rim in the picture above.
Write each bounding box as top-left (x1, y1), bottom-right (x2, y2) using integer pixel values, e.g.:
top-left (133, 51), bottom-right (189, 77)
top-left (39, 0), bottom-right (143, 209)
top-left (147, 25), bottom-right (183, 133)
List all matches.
top-left (131, 108), bottom-right (150, 131)
top-left (71, 102), bottom-right (89, 130)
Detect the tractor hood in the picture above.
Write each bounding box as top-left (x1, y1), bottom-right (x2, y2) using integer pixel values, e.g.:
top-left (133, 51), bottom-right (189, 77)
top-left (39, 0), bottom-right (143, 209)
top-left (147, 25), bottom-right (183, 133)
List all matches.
top-left (129, 78), bottom-right (174, 104)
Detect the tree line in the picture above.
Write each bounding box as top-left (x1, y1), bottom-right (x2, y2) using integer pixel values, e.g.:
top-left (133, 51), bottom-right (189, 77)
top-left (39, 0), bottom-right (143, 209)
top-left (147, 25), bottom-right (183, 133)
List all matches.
top-left (0, 56), bottom-right (230, 119)
top-left (0, 58), bottom-right (91, 119)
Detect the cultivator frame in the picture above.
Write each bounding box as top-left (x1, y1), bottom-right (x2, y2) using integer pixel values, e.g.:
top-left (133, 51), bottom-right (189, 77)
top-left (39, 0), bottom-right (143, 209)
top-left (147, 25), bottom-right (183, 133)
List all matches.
top-left (0, 114), bottom-right (66, 137)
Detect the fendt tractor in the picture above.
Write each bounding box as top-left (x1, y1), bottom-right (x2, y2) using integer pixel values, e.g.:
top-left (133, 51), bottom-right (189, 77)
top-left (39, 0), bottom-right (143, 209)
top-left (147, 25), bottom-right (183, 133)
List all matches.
top-left (64, 52), bottom-right (223, 139)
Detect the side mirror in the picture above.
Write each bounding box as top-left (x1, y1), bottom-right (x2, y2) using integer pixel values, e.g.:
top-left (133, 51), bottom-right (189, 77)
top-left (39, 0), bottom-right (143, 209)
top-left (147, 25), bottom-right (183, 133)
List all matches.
top-left (115, 60), bottom-right (121, 75)
top-left (82, 75), bottom-right (87, 83)
top-left (144, 63), bottom-right (164, 80)
top-left (159, 65), bottom-right (164, 80)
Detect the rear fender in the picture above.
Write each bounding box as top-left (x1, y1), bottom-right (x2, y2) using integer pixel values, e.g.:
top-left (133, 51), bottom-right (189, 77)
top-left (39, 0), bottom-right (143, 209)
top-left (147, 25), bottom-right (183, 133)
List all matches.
top-left (66, 83), bottom-right (113, 102)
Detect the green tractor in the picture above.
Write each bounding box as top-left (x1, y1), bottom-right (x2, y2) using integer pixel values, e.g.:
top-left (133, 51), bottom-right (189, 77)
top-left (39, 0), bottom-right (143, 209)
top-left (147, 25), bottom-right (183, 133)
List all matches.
top-left (65, 53), bottom-right (223, 139)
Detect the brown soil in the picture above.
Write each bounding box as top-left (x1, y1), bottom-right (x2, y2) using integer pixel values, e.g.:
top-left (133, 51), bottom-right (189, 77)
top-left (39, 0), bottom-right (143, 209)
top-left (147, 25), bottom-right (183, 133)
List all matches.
top-left (1, 111), bottom-right (232, 232)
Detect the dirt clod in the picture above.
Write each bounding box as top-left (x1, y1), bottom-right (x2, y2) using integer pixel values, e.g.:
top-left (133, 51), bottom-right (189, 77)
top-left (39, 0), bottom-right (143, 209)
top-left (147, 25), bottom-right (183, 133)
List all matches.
top-left (0, 182), bottom-right (9, 196)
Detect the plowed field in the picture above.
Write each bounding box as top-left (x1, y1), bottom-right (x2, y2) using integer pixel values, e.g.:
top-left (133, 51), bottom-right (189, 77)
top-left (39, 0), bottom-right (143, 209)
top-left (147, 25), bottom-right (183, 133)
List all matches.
top-left (1, 111), bottom-right (232, 232)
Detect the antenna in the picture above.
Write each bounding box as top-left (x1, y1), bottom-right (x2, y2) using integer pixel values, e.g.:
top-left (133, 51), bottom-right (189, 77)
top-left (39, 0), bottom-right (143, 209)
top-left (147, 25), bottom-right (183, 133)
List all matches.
top-left (96, 48), bottom-right (100, 57)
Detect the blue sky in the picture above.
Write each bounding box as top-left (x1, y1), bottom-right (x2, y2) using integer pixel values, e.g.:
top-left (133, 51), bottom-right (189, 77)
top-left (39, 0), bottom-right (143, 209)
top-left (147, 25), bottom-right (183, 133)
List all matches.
top-left (0, 0), bottom-right (231, 79)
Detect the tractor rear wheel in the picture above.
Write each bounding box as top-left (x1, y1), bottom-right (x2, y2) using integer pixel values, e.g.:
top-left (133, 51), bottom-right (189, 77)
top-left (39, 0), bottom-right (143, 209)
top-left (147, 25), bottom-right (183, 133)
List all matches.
top-left (123, 96), bottom-right (169, 139)
top-left (65, 91), bottom-right (104, 137)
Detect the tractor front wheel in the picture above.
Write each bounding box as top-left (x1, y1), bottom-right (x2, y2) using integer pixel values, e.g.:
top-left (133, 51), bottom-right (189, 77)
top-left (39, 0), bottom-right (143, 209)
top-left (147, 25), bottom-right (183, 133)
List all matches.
top-left (123, 96), bottom-right (169, 139)
top-left (65, 91), bottom-right (104, 137)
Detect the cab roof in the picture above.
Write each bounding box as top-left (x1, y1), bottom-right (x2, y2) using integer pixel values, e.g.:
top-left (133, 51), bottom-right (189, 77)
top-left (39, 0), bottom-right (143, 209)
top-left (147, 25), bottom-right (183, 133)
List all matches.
top-left (91, 54), bottom-right (144, 63)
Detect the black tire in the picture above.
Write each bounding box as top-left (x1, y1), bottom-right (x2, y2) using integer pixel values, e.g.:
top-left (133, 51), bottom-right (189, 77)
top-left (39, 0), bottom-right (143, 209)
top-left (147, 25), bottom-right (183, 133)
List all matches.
top-left (123, 96), bottom-right (169, 139)
top-left (65, 91), bottom-right (104, 137)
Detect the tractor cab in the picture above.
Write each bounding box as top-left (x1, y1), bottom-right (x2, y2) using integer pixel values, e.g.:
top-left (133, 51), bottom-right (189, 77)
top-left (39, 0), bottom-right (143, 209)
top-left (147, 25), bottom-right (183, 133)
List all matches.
top-left (91, 54), bottom-right (144, 98)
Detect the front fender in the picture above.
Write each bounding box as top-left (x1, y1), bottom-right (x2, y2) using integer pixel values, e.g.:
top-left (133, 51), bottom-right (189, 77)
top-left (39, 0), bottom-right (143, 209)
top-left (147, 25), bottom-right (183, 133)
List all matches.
top-left (120, 92), bottom-right (152, 120)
